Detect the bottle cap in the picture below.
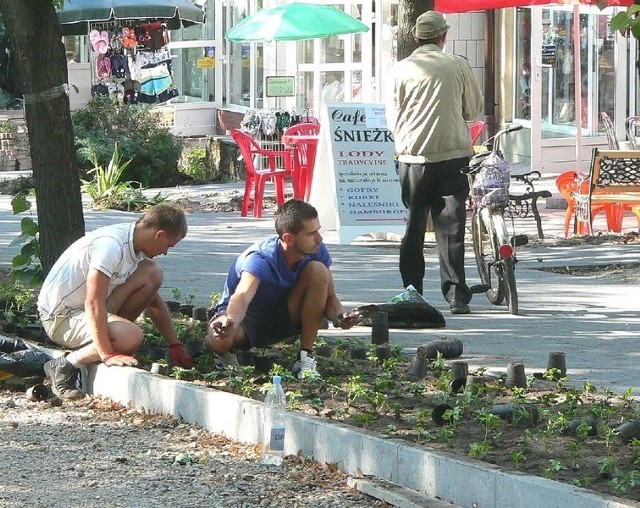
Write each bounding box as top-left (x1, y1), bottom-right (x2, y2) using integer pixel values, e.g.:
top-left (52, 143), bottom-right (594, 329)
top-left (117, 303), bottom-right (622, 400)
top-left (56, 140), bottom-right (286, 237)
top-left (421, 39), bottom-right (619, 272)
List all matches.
top-left (272, 375), bottom-right (282, 384)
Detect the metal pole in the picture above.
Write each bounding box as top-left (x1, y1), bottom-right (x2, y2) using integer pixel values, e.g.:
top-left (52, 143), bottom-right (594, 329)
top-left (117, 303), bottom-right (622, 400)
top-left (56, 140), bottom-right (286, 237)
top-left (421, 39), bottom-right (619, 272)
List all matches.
top-left (573, 4), bottom-right (582, 164)
top-left (484, 10), bottom-right (496, 138)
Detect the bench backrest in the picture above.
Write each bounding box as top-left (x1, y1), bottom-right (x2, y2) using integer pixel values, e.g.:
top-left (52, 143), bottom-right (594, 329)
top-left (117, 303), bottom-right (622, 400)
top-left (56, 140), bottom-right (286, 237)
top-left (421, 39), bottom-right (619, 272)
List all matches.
top-left (589, 148), bottom-right (640, 195)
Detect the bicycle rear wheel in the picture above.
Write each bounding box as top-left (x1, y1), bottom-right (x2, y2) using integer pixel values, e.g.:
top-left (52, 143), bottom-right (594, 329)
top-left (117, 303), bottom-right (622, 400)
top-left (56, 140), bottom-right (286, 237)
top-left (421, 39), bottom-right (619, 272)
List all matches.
top-left (472, 210), bottom-right (505, 305)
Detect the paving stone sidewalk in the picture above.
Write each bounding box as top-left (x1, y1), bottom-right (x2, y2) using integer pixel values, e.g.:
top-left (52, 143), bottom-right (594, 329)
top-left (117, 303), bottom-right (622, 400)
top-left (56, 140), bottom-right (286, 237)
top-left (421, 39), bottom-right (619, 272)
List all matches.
top-left (0, 177), bottom-right (638, 393)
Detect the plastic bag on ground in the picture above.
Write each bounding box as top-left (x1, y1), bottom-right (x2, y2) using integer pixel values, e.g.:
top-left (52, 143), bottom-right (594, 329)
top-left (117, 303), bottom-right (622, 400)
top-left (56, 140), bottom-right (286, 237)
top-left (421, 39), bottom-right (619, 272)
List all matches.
top-left (0, 336), bottom-right (52, 377)
top-left (359, 285), bottom-right (446, 329)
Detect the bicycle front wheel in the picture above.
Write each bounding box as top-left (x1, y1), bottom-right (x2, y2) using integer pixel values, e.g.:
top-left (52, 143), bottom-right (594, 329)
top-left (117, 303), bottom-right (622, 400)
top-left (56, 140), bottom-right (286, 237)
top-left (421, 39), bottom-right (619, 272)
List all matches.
top-left (502, 257), bottom-right (518, 315)
top-left (472, 210), bottom-right (505, 305)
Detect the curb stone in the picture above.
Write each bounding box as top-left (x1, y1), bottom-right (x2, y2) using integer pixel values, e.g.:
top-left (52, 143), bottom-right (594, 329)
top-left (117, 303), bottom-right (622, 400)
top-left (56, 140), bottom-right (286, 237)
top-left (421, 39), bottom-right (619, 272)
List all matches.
top-left (84, 363), bottom-right (640, 508)
top-left (347, 476), bottom-right (462, 507)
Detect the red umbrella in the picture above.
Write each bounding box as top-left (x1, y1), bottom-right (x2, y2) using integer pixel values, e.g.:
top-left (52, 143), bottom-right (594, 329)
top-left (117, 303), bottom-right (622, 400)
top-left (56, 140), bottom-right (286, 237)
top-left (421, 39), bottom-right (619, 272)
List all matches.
top-left (433, 0), bottom-right (633, 163)
top-left (435, 0), bottom-right (632, 13)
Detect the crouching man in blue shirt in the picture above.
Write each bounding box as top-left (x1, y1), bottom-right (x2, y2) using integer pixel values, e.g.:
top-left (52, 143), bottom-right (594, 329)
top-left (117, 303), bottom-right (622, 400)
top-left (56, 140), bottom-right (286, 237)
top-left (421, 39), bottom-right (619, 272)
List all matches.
top-left (205, 199), bottom-right (359, 379)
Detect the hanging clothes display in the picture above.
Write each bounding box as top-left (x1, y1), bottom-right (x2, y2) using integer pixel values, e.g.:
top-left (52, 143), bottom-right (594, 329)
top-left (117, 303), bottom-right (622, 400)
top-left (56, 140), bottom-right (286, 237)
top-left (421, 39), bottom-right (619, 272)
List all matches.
top-left (240, 108), bottom-right (319, 140)
top-left (89, 20), bottom-right (178, 104)
top-left (239, 108), bottom-right (320, 173)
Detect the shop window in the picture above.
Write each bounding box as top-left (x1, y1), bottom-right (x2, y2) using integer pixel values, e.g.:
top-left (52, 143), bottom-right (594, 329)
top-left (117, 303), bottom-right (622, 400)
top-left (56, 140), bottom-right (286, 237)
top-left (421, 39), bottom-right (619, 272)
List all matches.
top-left (63, 36), bottom-right (88, 64)
top-left (229, 42), bottom-right (246, 106)
top-left (352, 33), bottom-right (363, 64)
top-left (320, 4), bottom-right (357, 64)
top-left (352, 70), bottom-right (362, 101)
top-left (227, 0), bottom-right (264, 108)
top-left (170, 47), bottom-right (210, 101)
top-left (598, 37), bottom-right (615, 125)
top-left (298, 40), bottom-right (314, 64)
top-left (296, 71), bottom-right (315, 112)
top-left (229, 42), bottom-right (263, 107)
top-left (200, 0), bottom-right (215, 39)
top-left (321, 70), bottom-right (345, 103)
top-left (517, 6), bottom-right (617, 138)
top-left (540, 10), bottom-right (572, 133)
top-left (168, 8), bottom-right (217, 103)
top-left (256, 1), bottom-right (368, 112)
top-left (347, 4), bottom-right (363, 64)
top-left (381, 6), bottom-right (399, 74)
top-left (179, 23), bottom-right (204, 42)
top-left (322, 35), bottom-right (345, 64)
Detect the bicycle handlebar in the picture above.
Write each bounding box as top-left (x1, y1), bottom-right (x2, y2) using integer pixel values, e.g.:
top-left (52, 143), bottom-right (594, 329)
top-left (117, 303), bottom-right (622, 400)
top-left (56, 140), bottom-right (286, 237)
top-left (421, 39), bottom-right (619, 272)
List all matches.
top-left (481, 124), bottom-right (523, 153)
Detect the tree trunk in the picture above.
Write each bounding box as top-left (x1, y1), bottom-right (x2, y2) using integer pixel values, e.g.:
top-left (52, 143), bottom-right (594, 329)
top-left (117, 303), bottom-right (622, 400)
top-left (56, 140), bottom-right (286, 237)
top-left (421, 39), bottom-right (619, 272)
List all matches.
top-left (0, 0), bottom-right (85, 275)
top-left (397, 0), bottom-right (433, 60)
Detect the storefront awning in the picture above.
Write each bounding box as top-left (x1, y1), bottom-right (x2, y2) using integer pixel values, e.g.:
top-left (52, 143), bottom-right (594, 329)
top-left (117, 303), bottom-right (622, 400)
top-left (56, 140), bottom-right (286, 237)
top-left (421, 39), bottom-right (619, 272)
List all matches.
top-left (57, 0), bottom-right (205, 36)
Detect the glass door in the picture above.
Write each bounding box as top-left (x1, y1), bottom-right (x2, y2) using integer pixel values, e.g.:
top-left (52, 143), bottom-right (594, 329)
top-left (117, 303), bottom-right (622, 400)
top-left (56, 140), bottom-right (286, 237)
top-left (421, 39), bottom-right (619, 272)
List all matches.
top-left (538, 8), bottom-right (614, 138)
top-left (516, 5), bottom-right (627, 170)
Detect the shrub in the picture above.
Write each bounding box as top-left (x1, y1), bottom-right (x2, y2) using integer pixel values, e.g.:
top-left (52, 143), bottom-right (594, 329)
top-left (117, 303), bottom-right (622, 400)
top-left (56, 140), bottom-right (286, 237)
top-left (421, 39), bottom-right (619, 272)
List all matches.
top-left (9, 192), bottom-right (41, 284)
top-left (179, 146), bottom-right (208, 182)
top-left (72, 97), bottom-right (184, 188)
top-left (0, 176), bottom-right (33, 196)
top-left (0, 119), bottom-right (17, 136)
top-left (81, 142), bottom-right (167, 211)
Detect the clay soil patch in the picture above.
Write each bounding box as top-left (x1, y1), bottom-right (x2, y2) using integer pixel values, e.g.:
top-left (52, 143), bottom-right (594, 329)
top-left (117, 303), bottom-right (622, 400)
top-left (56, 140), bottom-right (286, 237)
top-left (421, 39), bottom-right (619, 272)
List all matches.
top-left (530, 232), bottom-right (640, 283)
top-left (538, 261), bottom-right (640, 284)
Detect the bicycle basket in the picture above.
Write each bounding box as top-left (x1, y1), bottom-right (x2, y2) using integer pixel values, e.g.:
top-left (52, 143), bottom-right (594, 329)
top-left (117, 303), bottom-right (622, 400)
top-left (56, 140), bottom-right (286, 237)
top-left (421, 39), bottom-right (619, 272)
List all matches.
top-left (471, 152), bottom-right (510, 206)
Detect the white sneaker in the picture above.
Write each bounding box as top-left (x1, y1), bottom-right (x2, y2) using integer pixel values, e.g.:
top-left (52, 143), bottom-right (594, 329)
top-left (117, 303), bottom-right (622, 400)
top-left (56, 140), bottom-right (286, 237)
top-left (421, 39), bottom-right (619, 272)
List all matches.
top-left (292, 351), bottom-right (319, 380)
top-left (218, 351), bottom-right (239, 368)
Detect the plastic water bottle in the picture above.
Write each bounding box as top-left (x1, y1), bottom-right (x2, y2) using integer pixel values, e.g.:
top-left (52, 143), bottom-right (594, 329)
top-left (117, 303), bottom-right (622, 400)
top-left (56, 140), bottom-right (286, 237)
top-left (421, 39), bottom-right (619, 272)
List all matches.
top-left (261, 375), bottom-right (287, 466)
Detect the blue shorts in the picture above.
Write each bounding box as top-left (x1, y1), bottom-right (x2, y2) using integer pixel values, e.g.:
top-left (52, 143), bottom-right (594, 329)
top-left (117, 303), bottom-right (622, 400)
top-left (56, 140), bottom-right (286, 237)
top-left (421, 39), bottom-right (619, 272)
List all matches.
top-left (219, 298), bottom-right (300, 350)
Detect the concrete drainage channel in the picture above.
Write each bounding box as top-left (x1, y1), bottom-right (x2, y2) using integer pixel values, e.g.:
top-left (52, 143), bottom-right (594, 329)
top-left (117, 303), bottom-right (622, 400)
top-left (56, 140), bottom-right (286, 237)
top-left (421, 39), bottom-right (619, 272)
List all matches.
top-left (85, 364), bottom-right (635, 508)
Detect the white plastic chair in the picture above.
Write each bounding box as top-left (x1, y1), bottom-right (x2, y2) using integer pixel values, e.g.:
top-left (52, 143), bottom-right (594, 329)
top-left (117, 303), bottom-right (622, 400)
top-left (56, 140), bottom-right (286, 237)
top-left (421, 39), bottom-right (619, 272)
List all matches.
top-left (601, 112), bottom-right (619, 150)
top-left (625, 115), bottom-right (640, 149)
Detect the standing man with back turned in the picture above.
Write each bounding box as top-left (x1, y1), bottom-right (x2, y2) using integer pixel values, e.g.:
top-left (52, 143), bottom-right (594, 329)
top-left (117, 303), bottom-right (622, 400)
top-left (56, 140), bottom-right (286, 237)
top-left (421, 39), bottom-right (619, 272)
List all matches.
top-left (386, 11), bottom-right (483, 315)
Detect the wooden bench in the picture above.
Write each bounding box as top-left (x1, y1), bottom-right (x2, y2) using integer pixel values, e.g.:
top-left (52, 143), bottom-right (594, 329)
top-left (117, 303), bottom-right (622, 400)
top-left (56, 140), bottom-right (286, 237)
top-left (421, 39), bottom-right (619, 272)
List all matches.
top-left (576, 148), bottom-right (640, 235)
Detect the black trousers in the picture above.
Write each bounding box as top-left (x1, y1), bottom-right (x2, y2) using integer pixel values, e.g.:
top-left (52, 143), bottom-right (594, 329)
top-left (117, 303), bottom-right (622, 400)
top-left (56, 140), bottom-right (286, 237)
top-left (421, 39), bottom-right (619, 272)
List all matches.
top-left (398, 158), bottom-right (471, 304)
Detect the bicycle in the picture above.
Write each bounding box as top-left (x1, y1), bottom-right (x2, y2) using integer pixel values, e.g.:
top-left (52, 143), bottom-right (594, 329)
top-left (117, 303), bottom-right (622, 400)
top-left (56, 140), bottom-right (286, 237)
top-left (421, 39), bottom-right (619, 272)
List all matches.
top-left (463, 124), bottom-right (525, 315)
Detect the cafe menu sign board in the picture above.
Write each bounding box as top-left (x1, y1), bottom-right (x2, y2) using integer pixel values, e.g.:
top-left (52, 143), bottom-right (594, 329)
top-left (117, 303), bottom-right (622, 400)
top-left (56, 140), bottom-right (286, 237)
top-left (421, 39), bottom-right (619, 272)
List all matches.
top-left (311, 103), bottom-right (407, 244)
top-left (265, 76), bottom-right (295, 97)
